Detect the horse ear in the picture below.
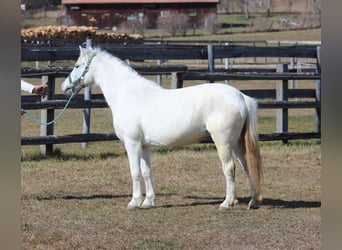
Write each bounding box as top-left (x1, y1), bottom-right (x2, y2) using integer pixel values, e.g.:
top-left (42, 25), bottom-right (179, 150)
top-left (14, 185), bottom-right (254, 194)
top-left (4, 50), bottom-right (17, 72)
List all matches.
top-left (86, 47), bottom-right (96, 59)
top-left (79, 45), bottom-right (86, 57)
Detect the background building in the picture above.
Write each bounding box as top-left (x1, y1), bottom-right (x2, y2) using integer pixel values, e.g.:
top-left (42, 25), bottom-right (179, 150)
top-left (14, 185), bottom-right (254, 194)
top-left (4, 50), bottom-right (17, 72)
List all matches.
top-left (61, 0), bottom-right (220, 29)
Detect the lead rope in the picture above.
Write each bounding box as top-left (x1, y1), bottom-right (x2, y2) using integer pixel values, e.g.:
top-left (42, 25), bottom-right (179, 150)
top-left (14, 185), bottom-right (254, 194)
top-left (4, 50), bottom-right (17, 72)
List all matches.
top-left (22, 86), bottom-right (83, 126)
top-left (23, 53), bottom-right (96, 126)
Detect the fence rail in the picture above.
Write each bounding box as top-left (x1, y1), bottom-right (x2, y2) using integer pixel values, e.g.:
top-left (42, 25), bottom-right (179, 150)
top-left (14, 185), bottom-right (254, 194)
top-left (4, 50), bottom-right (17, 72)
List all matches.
top-left (21, 43), bottom-right (319, 62)
top-left (21, 132), bottom-right (321, 146)
top-left (21, 39), bottom-right (321, 154)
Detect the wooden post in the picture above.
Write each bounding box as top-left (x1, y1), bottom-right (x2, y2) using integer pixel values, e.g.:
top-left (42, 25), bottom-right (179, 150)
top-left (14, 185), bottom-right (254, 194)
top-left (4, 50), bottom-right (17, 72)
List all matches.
top-left (290, 58), bottom-right (294, 89)
top-left (264, 41), bottom-right (267, 64)
top-left (290, 41), bottom-right (298, 91)
top-left (40, 75), bottom-right (48, 155)
top-left (315, 46), bottom-right (321, 133)
top-left (253, 40), bottom-right (256, 64)
top-left (277, 41), bottom-right (281, 64)
top-left (207, 43), bottom-right (214, 83)
top-left (176, 72), bottom-right (184, 88)
top-left (156, 59), bottom-right (162, 86)
top-left (40, 75), bottom-right (55, 155)
top-left (35, 41), bottom-right (39, 68)
top-left (82, 37), bottom-right (92, 148)
top-left (276, 64), bottom-right (288, 144)
top-left (156, 42), bottom-right (162, 86)
top-left (224, 42), bottom-right (230, 85)
top-left (171, 72), bottom-right (178, 89)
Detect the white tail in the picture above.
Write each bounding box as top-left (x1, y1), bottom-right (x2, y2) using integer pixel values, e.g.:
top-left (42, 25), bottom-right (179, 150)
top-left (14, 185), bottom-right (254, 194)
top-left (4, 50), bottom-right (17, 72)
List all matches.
top-left (243, 95), bottom-right (263, 202)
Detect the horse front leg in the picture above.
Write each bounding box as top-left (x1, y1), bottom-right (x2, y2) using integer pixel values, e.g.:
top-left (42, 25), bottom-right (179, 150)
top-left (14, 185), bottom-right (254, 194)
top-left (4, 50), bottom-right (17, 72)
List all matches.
top-left (140, 146), bottom-right (155, 208)
top-left (124, 140), bottom-right (143, 209)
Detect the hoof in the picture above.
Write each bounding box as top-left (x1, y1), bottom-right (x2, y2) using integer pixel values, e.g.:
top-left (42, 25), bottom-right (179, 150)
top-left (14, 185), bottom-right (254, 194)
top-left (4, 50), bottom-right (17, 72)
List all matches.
top-left (141, 204), bottom-right (153, 209)
top-left (141, 198), bottom-right (155, 209)
top-left (127, 199), bottom-right (142, 210)
top-left (127, 204), bottom-right (140, 210)
top-left (218, 205), bottom-right (231, 211)
top-left (247, 201), bottom-right (260, 210)
top-left (219, 199), bottom-right (239, 210)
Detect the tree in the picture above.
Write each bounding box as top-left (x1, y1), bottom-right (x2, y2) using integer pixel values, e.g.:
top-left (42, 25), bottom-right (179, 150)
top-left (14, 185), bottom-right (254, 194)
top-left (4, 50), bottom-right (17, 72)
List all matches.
top-left (219, 0), bottom-right (230, 13)
top-left (308, 0), bottom-right (321, 15)
top-left (204, 13), bottom-right (221, 34)
top-left (157, 12), bottom-right (190, 37)
top-left (266, 0), bottom-right (272, 16)
top-left (242, 0), bottom-right (249, 18)
top-left (302, 0), bottom-right (321, 27)
top-left (236, 0), bottom-right (250, 19)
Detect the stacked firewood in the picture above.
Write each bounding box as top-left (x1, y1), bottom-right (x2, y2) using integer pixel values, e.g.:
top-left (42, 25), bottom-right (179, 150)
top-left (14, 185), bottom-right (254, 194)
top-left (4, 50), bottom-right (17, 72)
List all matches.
top-left (21, 25), bottom-right (142, 43)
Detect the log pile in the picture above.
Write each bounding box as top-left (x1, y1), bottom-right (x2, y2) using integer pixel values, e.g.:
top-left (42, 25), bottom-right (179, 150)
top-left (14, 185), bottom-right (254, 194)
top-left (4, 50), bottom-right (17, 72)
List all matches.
top-left (21, 25), bottom-right (142, 44)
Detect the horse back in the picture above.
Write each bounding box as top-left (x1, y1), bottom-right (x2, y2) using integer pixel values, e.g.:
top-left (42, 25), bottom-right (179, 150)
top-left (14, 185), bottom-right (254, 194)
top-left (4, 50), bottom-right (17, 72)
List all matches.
top-left (136, 83), bottom-right (247, 146)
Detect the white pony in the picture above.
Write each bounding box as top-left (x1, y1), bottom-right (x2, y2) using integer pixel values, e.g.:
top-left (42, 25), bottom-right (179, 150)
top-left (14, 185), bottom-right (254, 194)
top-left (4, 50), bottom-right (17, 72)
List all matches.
top-left (61, 46), bottom-right (263, 210)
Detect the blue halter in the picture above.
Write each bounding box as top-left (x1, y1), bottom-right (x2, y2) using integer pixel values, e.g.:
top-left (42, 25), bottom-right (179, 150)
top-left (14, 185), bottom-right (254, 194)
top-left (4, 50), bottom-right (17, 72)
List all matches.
top-left (68, 53), bottom-right (96, 94)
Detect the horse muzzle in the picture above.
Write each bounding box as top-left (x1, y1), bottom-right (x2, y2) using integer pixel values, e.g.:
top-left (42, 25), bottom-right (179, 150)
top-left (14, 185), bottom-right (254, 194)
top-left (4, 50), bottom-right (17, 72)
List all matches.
top-left (61, 78), bottom-right (74, 96)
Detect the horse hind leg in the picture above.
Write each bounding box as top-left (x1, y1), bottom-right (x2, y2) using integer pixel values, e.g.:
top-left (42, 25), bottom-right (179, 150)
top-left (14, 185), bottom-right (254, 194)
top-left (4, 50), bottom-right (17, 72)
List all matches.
top-left (234, 137), bottom-right (260, 209)
top-left (211, 134), bottom-right (238, 210)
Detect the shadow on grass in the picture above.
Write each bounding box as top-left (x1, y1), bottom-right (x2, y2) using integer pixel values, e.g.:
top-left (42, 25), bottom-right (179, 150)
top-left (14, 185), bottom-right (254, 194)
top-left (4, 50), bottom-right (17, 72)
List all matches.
top-left (155, 195), bottom-right (321, 209)
top-left (21, 148), bottom-right (124, 162)
top-left (238, 197), bottom-right (320, 209)
top-left (35, 194), bottom-right (131, 201)
top-left (30, 193), bottom-right (320, 209)
top-left (32, 193), bottom-right (175, 201)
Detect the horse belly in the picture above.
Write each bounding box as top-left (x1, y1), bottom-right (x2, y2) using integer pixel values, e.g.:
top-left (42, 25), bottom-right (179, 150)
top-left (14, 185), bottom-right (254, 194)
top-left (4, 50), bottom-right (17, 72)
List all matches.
top-left (142, 117), bottom-right (208, 147)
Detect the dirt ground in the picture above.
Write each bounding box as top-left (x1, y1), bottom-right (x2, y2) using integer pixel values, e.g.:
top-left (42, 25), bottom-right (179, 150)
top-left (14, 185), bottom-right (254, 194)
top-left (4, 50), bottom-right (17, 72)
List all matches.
top-left (21, 141), bottom-right (321, 249)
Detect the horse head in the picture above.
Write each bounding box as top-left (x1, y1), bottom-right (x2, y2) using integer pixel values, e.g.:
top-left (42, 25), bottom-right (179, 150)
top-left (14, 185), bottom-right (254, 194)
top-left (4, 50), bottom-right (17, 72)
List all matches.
top-left (61, 46), bottom-right (96, 96)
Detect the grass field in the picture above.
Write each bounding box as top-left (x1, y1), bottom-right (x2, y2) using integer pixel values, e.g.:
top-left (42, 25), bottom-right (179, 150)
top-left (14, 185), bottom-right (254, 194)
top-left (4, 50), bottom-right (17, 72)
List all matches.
top-left (21, 140), bottom-right (321, 249)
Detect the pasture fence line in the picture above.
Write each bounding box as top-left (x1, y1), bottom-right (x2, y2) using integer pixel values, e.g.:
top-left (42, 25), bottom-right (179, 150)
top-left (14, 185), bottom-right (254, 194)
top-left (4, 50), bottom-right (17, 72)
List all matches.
top-left (21, 39), bottom-right (321, 155)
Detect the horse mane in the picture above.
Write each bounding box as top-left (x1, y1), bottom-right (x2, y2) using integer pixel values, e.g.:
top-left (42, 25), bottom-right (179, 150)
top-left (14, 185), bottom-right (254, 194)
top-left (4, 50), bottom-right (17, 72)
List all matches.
top-left (92, 47), bottom-right (139, 77)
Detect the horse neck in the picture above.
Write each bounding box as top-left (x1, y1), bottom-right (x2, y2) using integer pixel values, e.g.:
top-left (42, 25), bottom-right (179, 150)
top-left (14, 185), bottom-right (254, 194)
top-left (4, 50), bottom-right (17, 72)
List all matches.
top-left (92, 53), bottom-right (161, 107)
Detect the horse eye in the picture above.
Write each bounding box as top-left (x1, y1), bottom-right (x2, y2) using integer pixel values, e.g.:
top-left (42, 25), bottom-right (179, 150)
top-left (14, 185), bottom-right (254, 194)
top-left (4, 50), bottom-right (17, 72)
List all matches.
top-left (75, 64), bottom-right (80, 69)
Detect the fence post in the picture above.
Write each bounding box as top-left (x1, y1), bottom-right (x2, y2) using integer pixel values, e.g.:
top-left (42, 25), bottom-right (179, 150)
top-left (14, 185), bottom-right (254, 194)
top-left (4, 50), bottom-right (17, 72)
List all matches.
top-left (224, 42), bottom-right (230, 85)
top-left (82, 37), bottom-right (92, 148)
top-left (171, 72), bottom-right (178, 89)
top-left (207, 43), bottom-right (214, 83)
top-left (156, 42), bottom-right (162, 86)
top-left (156, 59), bottom-right (162, 86)
top-left (253, 40), bottom-right (256, 64)
top-left (40, 75), bottom-right (48, 155)
top-left (276, 64), bottom-right (288, 144)
top-left (175, 72), bottom-right (184, 88)
top-left (40, 75), bottom-right (55, 155)
top-left (315, 46), bottom-right (321, 133)
top-left (277, 41), bottom-right (281, 64)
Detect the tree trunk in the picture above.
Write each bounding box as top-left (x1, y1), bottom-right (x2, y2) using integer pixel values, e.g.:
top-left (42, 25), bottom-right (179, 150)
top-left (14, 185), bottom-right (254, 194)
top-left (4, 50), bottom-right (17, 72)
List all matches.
top-left (266, 0), bottom-right (272, 16)
top-left (244, 0), bottom-right (249, 19)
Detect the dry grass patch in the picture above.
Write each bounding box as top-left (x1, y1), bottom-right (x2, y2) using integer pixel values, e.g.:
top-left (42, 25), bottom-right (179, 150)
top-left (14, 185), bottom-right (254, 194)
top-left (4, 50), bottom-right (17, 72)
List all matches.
top-left (22, 142), bottom-right (320, 249)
